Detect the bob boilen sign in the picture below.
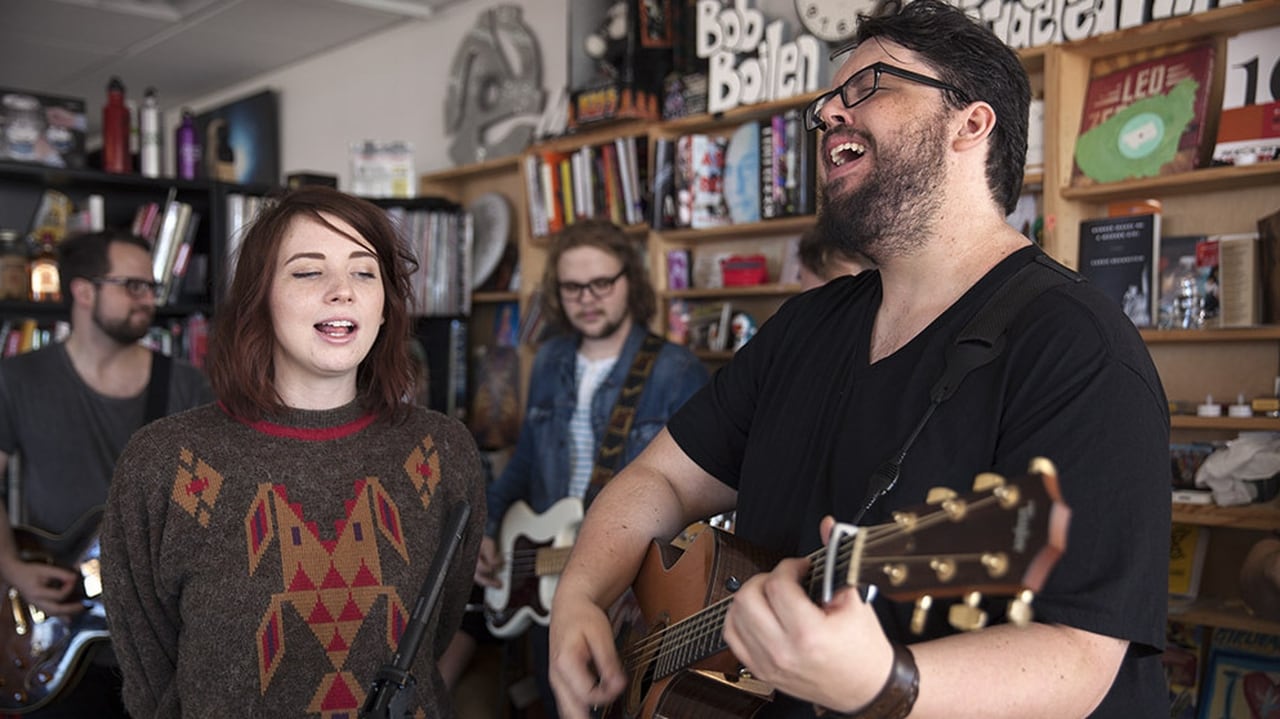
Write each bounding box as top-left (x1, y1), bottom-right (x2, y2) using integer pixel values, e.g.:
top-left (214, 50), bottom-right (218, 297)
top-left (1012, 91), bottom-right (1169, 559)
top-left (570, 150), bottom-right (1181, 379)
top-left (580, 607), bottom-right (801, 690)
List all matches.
top-left (698, 0), bottom-right (826, 115)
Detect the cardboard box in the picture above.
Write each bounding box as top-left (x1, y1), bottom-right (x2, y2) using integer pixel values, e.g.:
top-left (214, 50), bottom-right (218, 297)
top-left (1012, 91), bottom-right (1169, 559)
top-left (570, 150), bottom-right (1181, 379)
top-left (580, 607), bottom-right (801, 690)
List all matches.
top-left (0, 88), bottom-right (86, 169)
top-left (568, 0), bottom-right (675, 128)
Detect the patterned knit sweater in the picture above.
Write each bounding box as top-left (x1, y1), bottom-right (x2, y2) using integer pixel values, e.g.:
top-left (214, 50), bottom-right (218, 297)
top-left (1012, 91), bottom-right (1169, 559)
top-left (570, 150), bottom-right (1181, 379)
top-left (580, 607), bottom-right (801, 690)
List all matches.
top-left (101, 401), bottom-right (485, 718)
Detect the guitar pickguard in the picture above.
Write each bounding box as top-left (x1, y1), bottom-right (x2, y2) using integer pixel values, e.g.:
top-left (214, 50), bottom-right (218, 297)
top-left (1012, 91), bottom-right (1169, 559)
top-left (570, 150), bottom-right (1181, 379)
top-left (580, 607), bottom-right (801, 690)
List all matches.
top-left (485, 497), bottom-right (583, 638)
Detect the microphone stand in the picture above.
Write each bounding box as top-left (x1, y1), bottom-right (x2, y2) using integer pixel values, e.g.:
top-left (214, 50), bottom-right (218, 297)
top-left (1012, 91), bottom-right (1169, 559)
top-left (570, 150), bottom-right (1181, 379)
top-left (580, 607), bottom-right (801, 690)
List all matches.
top-left (360, 501), bottom-right (471, 718)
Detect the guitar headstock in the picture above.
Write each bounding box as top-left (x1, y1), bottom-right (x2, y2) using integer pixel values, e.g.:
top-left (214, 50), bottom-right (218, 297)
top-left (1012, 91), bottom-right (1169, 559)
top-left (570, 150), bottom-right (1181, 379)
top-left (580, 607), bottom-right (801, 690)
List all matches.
top-left (822, 457), bottom-right (1069, 632)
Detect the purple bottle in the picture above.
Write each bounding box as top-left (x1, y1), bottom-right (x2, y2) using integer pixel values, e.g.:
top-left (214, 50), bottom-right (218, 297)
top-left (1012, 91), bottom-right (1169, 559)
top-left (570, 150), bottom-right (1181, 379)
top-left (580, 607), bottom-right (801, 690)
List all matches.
top-left (175, 109), bottom-right (201, 180)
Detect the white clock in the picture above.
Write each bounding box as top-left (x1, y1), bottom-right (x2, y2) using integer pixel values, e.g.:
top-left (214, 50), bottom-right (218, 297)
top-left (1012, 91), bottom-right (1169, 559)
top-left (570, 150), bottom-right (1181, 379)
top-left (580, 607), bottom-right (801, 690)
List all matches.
top-left (794, 0), bottom-right (880, 44)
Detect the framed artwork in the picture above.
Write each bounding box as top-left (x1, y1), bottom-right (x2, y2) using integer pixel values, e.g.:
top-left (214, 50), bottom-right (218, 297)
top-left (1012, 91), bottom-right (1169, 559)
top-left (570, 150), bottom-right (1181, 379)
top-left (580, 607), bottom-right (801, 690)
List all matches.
top-left (195, 90), bottom-right (279, 186)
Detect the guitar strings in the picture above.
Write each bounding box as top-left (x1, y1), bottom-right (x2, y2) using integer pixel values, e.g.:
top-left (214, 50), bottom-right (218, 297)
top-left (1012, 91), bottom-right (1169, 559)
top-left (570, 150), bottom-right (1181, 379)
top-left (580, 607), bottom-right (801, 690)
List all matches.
top-left (499, 546), bottom-right (573, 576)
top-left (618, 493), bottom-right (1007, 672)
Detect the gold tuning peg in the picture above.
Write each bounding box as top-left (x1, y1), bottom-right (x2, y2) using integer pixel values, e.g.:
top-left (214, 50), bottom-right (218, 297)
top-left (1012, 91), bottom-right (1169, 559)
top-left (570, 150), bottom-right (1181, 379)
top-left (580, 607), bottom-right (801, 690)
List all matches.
top-left (948, 591), bottom-right (988, 631)
top-left (971, 472), bottom-right (1005, 493)
top-left (1007, 589), bottom-right (1035, 627)
top-left (911, 595), bottom-right (933, 635)
top-left (1027, 456), bottom-right (1057, 479)
top-left (925, 487), bottom-right (957, 504)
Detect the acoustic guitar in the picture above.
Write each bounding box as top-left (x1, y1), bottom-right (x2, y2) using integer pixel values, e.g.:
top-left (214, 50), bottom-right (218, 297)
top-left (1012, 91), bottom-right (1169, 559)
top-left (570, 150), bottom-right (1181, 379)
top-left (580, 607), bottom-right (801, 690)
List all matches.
top-left (0, 508), bottom-right (108, 714)
top-left (603, 458), bottom-right (1070, 719)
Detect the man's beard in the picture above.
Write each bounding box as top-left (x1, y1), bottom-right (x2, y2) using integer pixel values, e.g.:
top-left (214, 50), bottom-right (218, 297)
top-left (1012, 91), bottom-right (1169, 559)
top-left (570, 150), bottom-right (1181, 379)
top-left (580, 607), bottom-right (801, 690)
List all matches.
top-left (579, 313), bottom-right (627, 341)
top-left (92, 300), bottom-right (153, 344)
top-left (816, 110), bottom-right (950, 266)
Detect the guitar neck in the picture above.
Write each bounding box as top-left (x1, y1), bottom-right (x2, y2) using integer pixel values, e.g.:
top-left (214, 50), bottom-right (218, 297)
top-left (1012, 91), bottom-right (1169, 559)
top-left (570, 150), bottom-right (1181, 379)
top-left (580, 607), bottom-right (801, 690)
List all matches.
top-left (535, 545), bottom-right (574, 576)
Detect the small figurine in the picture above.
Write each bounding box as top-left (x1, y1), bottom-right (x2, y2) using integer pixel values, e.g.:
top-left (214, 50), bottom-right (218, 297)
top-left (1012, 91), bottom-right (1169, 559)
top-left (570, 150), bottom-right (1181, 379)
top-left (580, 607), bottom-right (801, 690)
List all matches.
top-left (730, 311), bottom-right (757, 352)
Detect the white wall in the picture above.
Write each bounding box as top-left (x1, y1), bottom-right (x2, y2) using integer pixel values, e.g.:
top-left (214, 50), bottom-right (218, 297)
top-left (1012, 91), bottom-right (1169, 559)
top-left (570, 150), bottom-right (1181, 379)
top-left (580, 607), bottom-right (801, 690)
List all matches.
top-left (166, 0), bottom-right (568, 186)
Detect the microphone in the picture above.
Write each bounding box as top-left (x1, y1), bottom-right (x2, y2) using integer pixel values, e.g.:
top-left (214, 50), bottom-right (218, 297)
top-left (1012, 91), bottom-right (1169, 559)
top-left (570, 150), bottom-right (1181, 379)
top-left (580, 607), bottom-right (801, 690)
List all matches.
top-left (360, 500), bottom-right (471, 718)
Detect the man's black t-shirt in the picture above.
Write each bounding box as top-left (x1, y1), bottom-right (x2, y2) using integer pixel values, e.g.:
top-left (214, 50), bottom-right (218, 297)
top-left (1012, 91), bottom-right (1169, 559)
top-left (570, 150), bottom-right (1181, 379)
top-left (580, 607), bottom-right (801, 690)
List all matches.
top-left (667, 246), bottom-right (1171, 717)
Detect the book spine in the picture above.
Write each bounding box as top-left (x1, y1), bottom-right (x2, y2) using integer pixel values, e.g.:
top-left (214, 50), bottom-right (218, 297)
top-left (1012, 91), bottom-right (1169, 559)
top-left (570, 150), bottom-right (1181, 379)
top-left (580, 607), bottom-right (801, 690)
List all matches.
top-left (541, 152), bottom-right (565, 234)
top-left (674, 134), bottom-right (695, 228)
top-left (523, 154), bottom-right (548, 237)
top-left (783, 109), bottom-right (800, 216)
top-left (793, 110), bottom-right (817, 216)
top-left (771, 114), bottom-right (787, 218)
top-left (759, 121), bottom-right (776, 219)
top-left (650, 138), bottom-right (674, 229)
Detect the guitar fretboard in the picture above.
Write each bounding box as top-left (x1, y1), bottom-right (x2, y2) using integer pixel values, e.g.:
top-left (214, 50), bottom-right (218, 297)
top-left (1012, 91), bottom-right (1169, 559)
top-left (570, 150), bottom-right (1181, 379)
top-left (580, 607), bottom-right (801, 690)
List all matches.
top-left (535, 546), bottom-right (573, 576)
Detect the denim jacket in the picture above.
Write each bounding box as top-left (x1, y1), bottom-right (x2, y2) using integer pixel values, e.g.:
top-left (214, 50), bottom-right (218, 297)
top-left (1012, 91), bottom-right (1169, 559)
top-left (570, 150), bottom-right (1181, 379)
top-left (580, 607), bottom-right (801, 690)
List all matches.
top-left (484, 323), bottom-right (710, 536)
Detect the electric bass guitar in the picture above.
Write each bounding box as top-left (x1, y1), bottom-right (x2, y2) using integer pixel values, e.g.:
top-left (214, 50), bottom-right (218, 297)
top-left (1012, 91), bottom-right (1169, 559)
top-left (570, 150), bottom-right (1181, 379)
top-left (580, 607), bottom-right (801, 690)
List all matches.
top-left (484, 497), bottom-right (583, 638)
top-left (604, 458), bottom-right (1070, 719)
top-left (0, 507), bottom-right (109, 714)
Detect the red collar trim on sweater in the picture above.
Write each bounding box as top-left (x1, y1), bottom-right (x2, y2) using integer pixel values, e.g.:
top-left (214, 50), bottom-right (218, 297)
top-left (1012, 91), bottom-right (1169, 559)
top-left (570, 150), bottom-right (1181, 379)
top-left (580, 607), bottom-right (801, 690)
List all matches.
top-left (220, 403), bottom-right (378, 441)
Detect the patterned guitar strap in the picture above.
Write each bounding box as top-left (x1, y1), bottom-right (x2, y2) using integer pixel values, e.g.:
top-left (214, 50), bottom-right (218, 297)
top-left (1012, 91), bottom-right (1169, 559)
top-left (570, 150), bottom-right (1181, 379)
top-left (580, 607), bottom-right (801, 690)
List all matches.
top-left (583, 332), bottom-right (665, 508)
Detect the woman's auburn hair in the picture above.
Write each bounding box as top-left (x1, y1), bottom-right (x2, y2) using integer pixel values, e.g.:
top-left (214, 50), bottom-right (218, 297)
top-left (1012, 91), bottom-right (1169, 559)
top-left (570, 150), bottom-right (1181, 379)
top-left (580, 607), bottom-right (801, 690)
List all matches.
top-left (205, 186), bottom-right (420, 422)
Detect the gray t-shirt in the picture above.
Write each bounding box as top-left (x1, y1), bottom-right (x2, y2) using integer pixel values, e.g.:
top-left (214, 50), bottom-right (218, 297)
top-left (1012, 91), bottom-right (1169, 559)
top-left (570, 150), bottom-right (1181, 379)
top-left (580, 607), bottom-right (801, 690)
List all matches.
top-left (0, 342), bottom-right (213, 534)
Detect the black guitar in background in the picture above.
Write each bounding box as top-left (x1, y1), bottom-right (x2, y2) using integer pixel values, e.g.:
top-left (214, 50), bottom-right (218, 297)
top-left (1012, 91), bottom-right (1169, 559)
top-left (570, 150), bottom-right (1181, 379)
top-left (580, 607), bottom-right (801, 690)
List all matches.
top-left (0, 508), bottom-right (107, 714)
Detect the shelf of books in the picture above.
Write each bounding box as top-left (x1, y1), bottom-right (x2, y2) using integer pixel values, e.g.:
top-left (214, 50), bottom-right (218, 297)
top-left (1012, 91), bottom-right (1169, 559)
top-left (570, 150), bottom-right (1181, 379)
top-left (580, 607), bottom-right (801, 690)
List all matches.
top-left (1041, 0), bottom-right (1280, 271)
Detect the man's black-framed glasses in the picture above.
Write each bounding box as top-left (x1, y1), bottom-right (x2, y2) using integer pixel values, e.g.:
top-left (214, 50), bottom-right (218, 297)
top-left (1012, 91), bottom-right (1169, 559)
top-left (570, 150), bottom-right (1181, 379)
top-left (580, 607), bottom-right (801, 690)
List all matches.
top-left (803, 62), bottom-right (971, 132)
top-left (557, 268), bottom-right (626, 302)
top-left (93, 276), bottom-right (162, 298)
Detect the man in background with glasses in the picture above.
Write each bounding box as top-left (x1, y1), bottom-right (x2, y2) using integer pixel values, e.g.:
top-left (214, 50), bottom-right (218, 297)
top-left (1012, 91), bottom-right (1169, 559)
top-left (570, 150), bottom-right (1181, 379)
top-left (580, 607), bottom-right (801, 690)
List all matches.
top-left (0, 228), bottom-right (212, 717)
top-left (549, 1), bottom-right (1169, 717)
top-left (441, 219), bottom-right (708, 717)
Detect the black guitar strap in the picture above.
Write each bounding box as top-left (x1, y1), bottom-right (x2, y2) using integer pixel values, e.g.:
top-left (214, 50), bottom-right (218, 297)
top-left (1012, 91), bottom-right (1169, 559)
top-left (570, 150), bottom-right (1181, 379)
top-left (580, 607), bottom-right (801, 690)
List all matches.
top-left (583, 333), bottom-right (666, 508)
top-left (144, 350), bottom-right (172, 424)
top-left (850, 252), bottom-right (1082, 523)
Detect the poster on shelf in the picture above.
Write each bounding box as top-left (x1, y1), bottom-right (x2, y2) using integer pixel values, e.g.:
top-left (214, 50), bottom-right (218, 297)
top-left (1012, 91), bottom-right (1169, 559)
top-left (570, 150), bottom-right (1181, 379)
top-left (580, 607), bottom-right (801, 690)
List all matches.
top-left (194, 90), bottom-right (280, 186)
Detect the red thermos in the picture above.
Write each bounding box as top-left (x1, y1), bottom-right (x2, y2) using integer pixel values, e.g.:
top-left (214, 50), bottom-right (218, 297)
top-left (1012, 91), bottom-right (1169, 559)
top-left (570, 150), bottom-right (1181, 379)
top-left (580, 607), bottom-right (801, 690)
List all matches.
top-left (102, 76), bottom-right (130, 174)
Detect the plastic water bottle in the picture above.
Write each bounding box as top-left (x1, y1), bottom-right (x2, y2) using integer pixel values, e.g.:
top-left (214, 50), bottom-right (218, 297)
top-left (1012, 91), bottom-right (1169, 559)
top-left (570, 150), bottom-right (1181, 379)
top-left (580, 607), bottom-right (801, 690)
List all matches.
top-left (175, 109), bottom-right (201, 180)
top-left (139, 88), bottom-right (161, 178)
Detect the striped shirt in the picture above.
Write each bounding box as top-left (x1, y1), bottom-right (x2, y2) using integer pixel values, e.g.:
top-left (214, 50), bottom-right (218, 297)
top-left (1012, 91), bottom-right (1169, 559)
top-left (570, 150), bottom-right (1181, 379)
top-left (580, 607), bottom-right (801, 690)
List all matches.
top-left (566, 353), bottom-right (617, 499)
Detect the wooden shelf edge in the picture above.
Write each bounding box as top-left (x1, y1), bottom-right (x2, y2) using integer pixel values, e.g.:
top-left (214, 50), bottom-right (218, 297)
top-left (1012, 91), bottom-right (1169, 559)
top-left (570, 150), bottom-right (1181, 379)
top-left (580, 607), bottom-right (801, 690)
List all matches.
top-left (664, 284), bottom-right (801, 299)
top-left (419, 155), bottom-right (522, 184)
top-left (529, 121), bottom-right (651, 155)
top-left (1059, 162), bottom-right (1280, 200)
top-left (1173, 497), bottom-right (1280, 529)
top-left (1168, 598), bottom-right (1280, 634)
top-left (1170, 415), bottom-right (1280, 431)
top-left (1142, 326), bottom-right (1280, 343)
top-left (1063, 0), bottom-right (1280, 59)
top-left (655, 90), bottom-right (825, 135)
top-left (472, 291), bottom-right (519, 304)
top-left (531, 222), bottom-right (647, 243)
top-left (657, 215), bottom-right (814, 243)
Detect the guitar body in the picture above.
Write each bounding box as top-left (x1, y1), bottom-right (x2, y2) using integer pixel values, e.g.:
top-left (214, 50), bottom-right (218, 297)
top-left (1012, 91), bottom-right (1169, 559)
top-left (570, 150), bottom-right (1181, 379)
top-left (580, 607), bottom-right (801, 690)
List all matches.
top-left (0, 509), bottom-right (108, 714)
top-left (602, 462), bottom-right (1070, 719)
top-left (485, 497), bottom-right (583, 638)
top-left (605, 527), bottom-right (782, 719)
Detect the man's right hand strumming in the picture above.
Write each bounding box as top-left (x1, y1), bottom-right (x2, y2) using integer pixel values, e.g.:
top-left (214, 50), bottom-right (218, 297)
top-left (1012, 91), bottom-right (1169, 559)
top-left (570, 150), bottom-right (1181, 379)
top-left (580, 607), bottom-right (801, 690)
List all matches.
top-left (548, 588), bottom-right (626, 719)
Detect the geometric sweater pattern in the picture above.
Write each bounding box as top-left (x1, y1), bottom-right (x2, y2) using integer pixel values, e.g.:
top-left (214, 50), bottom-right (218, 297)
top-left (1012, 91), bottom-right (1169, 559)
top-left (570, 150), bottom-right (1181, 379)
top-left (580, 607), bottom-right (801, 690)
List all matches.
top-left (102, 402), bottom-right (484, 719)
